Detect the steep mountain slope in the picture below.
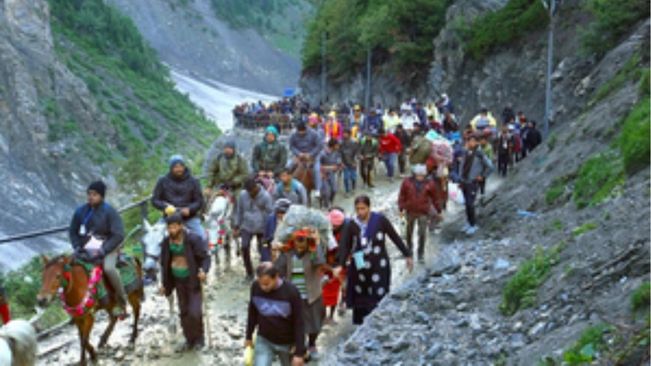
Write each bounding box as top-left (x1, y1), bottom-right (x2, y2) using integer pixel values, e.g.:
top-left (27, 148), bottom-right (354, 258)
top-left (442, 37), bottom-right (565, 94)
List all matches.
top-left (0, 0), bottom-right (218, 271)
top-left (106, 0), bottom-right (313, 95)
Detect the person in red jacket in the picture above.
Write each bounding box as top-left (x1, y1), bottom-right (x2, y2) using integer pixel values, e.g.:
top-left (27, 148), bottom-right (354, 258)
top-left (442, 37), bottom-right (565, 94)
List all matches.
top-left (0, 283), bottom-right (10, 324)
top-left (398, 164), bottom-right (442, 263)
top-left (378, 129), bottom-right (402, 181)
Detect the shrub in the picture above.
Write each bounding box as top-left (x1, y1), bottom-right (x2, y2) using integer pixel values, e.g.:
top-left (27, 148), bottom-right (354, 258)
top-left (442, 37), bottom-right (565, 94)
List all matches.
top-left (631, 281), bottom-right (651, 312)
top-left (591, 52), bottom-right (642, 103)
top-left (571, 222), bottom-right (598, 237)
top-left (562, 324), bottom-right (612, 365)
top-left (500, 244), bottom-right (563, 316)
top-left (581, 0), bottom-right (650, 55)
top-left (618, 99), bottom-right (650, 174)
top-left (464, 0), bottom-right (548, 61)
top-left (573, 151), bottom-right (625, 209)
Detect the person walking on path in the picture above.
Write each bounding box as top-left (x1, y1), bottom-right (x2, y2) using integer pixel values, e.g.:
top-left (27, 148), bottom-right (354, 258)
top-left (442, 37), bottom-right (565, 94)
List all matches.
top-left (398, 165), bottom-right (442, 263)
top-left (340, 129), bottom-right (360, 196)
top-left (245, 263), bottom-right (305, 366)
top-left (457, 134), bottom-right (494, 235)
top-left (274, 228), bottom-right (326, 361)
top-left (378, 129), bottom-right (402, 181)
top-left (233, 178), bottom-right (274, 280)
top-left (359, 134), bottom-right (379, 188)
top-left (335, 195), bottom-right (413, 325)
top-left (159, 214), bottom-right (211, 351)
top-left (394, 124), bottom-right (412, 177)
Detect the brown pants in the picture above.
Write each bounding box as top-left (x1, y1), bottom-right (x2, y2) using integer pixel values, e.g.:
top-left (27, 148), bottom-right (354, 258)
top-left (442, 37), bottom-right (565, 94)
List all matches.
top-left (174, 278), bottom-right (204, 345)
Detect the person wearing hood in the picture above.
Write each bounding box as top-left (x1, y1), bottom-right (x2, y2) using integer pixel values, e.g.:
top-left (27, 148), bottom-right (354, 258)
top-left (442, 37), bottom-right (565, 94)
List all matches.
top-left (233, 178), bottom-right (274, 280)
top-left (153, 155), bottom-right (206, 240)
top-left (207, 141), bottom-right (250, 193)
top-left (398, 165), bottom-right (442, 263)
top-left (252, 126), bottom-right (288, 178)
top-left (70, 180), bottom-right (127, 317)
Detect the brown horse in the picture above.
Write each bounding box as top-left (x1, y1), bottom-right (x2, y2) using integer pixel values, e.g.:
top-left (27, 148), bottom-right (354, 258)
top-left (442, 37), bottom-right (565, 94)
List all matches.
top-left (37, 255), bottom-right (144, 365)
top-left (293, 157), bottom-right (315, 207)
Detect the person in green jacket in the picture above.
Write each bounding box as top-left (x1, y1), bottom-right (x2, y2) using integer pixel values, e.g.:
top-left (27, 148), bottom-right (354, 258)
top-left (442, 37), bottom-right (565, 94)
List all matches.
top-left (252, 126), bottom-right (288, 178)
top-left (206, 141), bottom-right (249, 194)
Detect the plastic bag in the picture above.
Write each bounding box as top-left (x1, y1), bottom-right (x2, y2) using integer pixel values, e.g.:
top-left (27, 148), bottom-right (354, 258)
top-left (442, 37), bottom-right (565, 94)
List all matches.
top-left (448, 182), bottom-right (465, 205)
top-left (431, 139), bottom-right (453, 166)
top-left (244, 346), bottom-right (254, 366)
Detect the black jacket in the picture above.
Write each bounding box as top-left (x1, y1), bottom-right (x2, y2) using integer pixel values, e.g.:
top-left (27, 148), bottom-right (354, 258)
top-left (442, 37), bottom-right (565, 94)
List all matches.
top-left (152, 170), bottom-right (204, 218)
top-left (160, 231), bottom-right (211, 295)
top-left (69, 202), bottom-right (125, 253)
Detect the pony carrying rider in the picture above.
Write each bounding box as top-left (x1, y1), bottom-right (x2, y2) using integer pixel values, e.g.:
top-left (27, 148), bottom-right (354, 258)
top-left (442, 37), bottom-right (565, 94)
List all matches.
top-left (68, 180), bottom-right (127, 318)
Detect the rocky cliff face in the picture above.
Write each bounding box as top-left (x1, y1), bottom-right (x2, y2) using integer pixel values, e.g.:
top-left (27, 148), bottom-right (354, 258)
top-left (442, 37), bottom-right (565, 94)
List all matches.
top-left (106, 0), bottom-right (307, 96)
top-left (0, 0), bottom-right (110, 268)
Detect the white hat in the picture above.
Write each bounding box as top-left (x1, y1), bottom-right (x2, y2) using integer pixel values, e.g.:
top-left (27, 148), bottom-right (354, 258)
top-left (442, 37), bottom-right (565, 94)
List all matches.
top-left (412, 164), bottom-right (427, 176)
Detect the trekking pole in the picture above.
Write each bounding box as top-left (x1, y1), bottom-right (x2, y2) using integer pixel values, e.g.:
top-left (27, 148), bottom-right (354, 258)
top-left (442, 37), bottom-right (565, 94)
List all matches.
top-left (201, 281), bottom-right (213, 348)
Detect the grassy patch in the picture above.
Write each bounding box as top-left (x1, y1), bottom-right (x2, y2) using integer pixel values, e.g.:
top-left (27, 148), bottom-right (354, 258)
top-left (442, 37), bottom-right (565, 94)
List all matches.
top-left (573, 151), bottom-right (625, 209)
top-left (464, 0), bottom-right (548, 61)
top-left (591, 52), bottom-right (643, 103)
top-left (500, 244), bottom-right (564, 316)
top-left (562, 324), bottom-right (612, 365)
top-left (571, 222), bottom-right (598, 237)
top-left (581, 0), bottom-right (649, 56)
top-left (545, 174), bottom-right (574, 206)
top-left (618, 98), bottom-right (650, 174)
top-left (546, 133), bottom-right (557, 151)
top-left (631, 281), bottom-right (650, 312)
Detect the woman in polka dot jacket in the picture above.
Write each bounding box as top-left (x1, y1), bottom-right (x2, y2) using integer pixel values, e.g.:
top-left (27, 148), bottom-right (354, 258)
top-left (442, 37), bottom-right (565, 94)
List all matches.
top-left (335, 195), bottom-right (414, 325)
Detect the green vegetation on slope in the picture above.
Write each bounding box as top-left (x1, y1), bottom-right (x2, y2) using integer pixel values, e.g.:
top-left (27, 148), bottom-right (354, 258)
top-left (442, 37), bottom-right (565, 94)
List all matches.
top-left (562, 324), bottom-right (613, 365)
top-left (463, 0), bottom-right (548, 61)
top-left (500, 244), bottom-right (564, 316)
top-left (581, 0), bottom-right (650, 55)
top-left (209, 0), bottom-right (312, 56)
top-left (302, 0), bottom-right (451, 80)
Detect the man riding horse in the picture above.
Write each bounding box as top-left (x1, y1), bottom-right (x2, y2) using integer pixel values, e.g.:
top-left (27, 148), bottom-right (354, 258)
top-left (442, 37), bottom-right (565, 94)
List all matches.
top-left (289, 121), bottom-right (323, 197)
top-left (205, 141), bottom-right (249, 204)
top-left (252, 126), bottom-right (287, 180)
top-left (68, 180), bottom-right (127, 318)
top-left (152, 155), bottom-right (206, 240)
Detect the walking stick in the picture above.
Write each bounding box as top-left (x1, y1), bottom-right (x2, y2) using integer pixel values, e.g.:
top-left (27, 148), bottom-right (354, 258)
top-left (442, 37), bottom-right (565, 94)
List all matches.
top-left (201, 281), bottom-right (213, 348)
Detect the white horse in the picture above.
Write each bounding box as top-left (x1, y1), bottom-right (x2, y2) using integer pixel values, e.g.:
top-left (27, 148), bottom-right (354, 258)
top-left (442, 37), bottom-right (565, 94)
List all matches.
top-left (0, 319), bottom-right (37, 366)
top-left (140, 219), bottom-right (177, 333)
top-left (204, 193), bottom-right (235, 273)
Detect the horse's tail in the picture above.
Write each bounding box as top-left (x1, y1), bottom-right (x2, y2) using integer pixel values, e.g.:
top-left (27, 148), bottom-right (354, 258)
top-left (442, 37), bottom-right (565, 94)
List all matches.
top-left (0, 319), bottom-right (37, 366)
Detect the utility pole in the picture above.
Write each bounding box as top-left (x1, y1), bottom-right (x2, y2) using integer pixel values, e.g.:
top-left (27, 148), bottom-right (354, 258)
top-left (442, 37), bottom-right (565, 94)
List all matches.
top-left (542, 0), bottom-right (558, 138)
top-left (320, 30), bottom-right (327, 106)
top-left (364, 47), bottom-right (372, 110)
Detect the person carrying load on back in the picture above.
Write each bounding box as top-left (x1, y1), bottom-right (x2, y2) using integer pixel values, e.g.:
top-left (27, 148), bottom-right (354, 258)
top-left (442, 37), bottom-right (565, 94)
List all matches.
top-left (69, 181), bottom-right (127, 318)
top-left (263, 199), bottom-right (293, 263)
top-left (205, 141), bottom-right (250, 199)
top-left (252, 126), bottom-right (287, 179)
top-left (152, 155), bottom-right (206, 240)
top-left (289, 121), bottom-right (324, 198)
top-left (409, 124), bottom-right (432, 166)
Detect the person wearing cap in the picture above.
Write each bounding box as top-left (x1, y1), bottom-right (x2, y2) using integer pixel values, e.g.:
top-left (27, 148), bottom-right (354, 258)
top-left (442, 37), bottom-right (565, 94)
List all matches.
top-left (456, 134), bottom-right (494, 235)
top-left (159, 213), bottom-right (211, 351)
top-left (289, 121), bottom-right (324, 196)
top-left (263, 199), bottom-right (292, 263)
top-left (437, 93), bottom-right (454, 114)
top-left (252, 126), bottom-right (288, 178)
top-left (69, 180), bottom-right (127, 317)
top-left (398, 165), bottom-right (442, 263)
top-left (234, 178), bottom-right (274, 280)
top-left (153, 155), bottom-right (206, 240)
top-left (206, 141), bottom-right (249, 194)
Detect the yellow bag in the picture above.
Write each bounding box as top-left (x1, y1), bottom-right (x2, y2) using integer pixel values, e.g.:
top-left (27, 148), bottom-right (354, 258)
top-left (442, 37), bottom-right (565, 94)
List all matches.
top-left (244, 345), bottom-right (254, 366)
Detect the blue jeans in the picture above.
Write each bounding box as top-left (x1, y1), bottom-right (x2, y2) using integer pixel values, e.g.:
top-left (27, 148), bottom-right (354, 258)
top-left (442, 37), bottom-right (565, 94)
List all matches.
top-left (184, 217), bottom-right (206, 241)
top-left (254, 335), bottom-right (291, 366)
top-left (343, 166), bottom-right (357, 192)
top-left (382, 153), bottom-right (397, 178)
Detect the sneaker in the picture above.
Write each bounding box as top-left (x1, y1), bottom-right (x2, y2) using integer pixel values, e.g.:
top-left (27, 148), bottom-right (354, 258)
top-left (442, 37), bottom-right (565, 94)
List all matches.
top-left (465, 226), bottom-right (478, 235)
top-left (314, 191), bottom-right (321, 198)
